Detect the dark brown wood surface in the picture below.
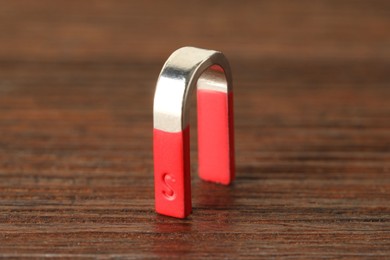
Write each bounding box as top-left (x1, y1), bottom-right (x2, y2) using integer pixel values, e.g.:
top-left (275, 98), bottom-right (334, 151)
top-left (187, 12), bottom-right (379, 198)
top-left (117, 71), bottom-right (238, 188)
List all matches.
top-left (1, 0), bottom-right (389, 258)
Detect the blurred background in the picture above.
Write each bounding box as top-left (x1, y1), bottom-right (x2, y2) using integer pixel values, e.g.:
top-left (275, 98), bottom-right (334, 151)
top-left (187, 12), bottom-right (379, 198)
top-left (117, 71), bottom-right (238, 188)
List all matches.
top-left (1, 0), bottom-right (389, 61)
top-left (2, 0), bottom-right (389, 156)
top-left (0, 0), bottom-right (389, 258)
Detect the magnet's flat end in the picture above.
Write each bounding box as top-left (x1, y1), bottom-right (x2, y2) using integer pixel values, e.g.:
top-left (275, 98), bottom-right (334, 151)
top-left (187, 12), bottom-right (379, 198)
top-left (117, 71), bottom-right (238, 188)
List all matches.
top-left (153, 127), bottom-right (192, 219)
top-left (197, 90), bottom-right (235, 186)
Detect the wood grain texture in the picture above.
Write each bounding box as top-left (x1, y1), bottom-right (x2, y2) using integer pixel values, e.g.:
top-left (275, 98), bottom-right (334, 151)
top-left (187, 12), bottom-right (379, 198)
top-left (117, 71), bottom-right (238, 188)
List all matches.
top-left (0, 0), bottom-right (389, 258)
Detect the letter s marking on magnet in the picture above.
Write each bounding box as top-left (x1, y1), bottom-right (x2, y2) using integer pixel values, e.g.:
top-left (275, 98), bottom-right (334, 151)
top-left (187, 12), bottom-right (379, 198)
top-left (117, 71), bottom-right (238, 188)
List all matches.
top-left (162, 173), bottom-right (176, 200)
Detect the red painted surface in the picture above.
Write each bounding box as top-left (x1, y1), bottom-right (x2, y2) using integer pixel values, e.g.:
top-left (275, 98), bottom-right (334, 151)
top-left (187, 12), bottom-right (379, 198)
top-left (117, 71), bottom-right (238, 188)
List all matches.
top-left (153, 127), bottom-right (191, 218)
top-left (197, 90), bottom-right (235, 185)
top-left (154, 90), bottom-right (234, 218)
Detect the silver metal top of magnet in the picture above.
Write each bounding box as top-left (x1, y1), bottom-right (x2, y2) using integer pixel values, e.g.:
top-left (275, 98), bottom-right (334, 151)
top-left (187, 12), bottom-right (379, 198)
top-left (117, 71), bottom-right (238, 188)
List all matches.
top-left (153, 46), bottom-right (232, 133)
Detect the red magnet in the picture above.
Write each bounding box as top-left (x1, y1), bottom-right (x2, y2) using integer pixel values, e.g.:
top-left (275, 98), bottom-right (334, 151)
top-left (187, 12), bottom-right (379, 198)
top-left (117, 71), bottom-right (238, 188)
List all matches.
top-left (153, 47), bottom-right (235, 218)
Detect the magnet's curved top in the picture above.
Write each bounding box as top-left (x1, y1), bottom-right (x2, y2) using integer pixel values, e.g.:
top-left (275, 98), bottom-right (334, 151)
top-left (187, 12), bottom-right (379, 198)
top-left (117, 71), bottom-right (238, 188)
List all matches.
top-left (153, 46), bottom-right (233, 133)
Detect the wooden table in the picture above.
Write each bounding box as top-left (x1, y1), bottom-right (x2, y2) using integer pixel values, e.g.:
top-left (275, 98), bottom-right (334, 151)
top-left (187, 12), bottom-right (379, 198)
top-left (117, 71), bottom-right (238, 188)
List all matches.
top-left (1, 1), bottom-right (389, 258)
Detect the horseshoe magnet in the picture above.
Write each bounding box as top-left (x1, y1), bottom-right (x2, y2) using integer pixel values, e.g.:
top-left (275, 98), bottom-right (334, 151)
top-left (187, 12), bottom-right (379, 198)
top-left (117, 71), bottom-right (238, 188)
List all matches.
top-left (153, 46), bottom-right (235, 218)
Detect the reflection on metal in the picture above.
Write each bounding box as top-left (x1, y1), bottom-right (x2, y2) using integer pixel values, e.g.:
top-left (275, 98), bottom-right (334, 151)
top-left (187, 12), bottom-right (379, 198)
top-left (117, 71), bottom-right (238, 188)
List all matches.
top-left (154, 47), bottom-right (232, 133)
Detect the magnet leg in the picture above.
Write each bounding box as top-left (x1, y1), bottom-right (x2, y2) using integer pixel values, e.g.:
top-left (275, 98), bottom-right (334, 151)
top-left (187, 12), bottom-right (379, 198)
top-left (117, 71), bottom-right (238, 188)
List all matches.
top-left (153, 127), bottom-right (191, 218)
top-left (197, 90), bottom-right (235, 185)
